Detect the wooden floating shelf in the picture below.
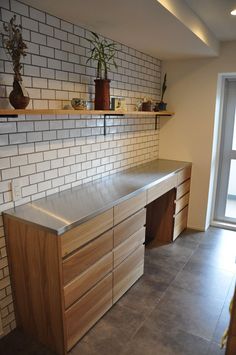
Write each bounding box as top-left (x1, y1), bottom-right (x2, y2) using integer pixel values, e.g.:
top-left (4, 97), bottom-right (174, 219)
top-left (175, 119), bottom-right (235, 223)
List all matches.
top-left (0, 109), bottom-right (174, 135)
top-left (0, 109), bottom-right (174, 117)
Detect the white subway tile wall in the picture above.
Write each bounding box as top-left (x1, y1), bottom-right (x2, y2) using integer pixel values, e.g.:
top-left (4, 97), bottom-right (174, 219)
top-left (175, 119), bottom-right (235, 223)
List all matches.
top-left (0, 0), bottom-right (161, 336)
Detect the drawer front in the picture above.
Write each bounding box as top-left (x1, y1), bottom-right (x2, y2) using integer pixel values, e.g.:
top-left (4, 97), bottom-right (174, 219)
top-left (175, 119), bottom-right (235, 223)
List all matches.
top-left (147, 175), bottom-right (177, 204)
top-left (176, 179), bottom-right (190, 200)
top-left (175, 192), bottom-right (190, 215)
top-left (65, 273), bottom-right (112, 351)
top-left (113, 245), bottom-right (144, 303)
top-left (63, 229), bottom-right (113, 285)
top-left (114, 191), bottom-right (146, 225)
top-left (114, 209), bottom-right (146, 248)
top-left (61, 209), bottom-right (113, 257)
top-left (64, 252), bottom-right (113, 309)
top-left (113, 227), bottom-right (145, 268)
top-left (177, 166), bottom-right (191, 186)
top-left (173, 206), bottom-right (188, 240)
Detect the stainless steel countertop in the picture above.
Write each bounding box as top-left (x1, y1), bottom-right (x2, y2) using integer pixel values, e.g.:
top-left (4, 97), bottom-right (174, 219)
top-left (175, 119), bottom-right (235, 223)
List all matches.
top-left (3, 159), bottom-right (191, 235)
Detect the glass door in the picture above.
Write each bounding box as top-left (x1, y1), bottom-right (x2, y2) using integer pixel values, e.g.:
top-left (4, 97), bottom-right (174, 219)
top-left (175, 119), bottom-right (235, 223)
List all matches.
top-left (214, 80), bottom-right (236, 224)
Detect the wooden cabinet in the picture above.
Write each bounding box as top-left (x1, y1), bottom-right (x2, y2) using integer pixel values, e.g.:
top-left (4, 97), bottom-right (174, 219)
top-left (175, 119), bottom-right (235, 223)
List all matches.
top-left (145, 166), bottom-right (191, 245)
top-left (114, 227), bottom-right (145, 268)
top-left (64, 252), bottom-right (113, 309)
top-left (4, 190), bottom-right (147, 354)
top-left (61, 209), bottom-right (113, 257)
top-left (114, 191), bottom-right (146, 225)
top-left (65, 273), bottom-right (113, 351)
top-left (4, 163), bottom-right (192, 354)
top-left (62, 229), bottom-right (113, 285)
top-left (113, 245), bottom-right (145, 303)
top-left (114, 208), bottom-right (146, 247)
top-left (226, 286), bottom-right (236, 354)
top-left (147, 174), bottom-right (177, 204)
top-left (173, 166), bottom-right (191, 240)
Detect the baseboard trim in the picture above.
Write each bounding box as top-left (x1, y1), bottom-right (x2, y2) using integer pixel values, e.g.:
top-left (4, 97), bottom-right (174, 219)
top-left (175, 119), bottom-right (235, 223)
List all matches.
top-left (211, 220), bottom-right (236, 231)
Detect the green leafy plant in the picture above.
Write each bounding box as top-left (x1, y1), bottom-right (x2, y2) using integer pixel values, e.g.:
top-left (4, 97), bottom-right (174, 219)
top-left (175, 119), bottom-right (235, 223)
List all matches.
top-left (86, 31), bottom-right (117, 80)
top-left (161, 73), bottom-right (167, 102)
top-left (1, 15), bottom-right (27, 82)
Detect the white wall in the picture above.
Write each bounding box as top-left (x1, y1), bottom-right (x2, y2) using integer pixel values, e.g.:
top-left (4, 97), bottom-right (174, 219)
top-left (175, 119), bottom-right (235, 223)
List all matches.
top-left (161, 41), bottom-right (236, 230)
top-left (0, 0), bottom-right (161, 336)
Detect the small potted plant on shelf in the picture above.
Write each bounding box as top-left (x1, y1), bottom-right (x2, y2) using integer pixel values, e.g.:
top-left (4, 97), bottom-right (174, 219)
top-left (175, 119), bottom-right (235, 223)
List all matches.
top-left (1, 15), bottom-right (30, 109)
top-left (154, 73), bottom-right (167, 112)
top-left (86, 32), bottom-right (117, 110)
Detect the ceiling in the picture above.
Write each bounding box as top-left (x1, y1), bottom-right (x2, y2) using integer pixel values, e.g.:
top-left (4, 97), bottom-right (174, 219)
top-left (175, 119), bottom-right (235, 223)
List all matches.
top-left (21, 0), bottom-right (236, 59)
top-left (185, 0), bottom-right (236, 41)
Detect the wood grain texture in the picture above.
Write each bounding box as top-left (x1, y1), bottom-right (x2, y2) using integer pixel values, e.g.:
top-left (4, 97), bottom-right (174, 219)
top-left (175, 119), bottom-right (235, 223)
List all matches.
top-left (114, 191), bottom-right (146, 225)
top-left (146, 189), bottom-right (176, 245)
top-left (61, 209), bottom-right (113, 257)
top-left (63, 229), bottom-right (113, 285)
top-left (226, 286), bottom-right (236, 355)
top-left (175, 192), bottom-right (190, 214)
top-left (173, 206), bottom-right (188, 240)
top-left (113, 245), bottom-right (144, 304)
top-left (113, 227), bottom-right (145, 268)
top-left (177, 166), bottom-right (191, 185)
top-left (65, 273), bottom-right (112, 351)
top-left (147, 175), bottom-right (177, 204)
top-left (176, 179), bottom-right (191, 200)
top-left (64, 252), bottom-right (113, 309)
top-left (0, 108), bottom-right (174, 116)
top-left (114, 209), bottom-right (146, 247)
top-left (4, 215), bottom-right (65, 355)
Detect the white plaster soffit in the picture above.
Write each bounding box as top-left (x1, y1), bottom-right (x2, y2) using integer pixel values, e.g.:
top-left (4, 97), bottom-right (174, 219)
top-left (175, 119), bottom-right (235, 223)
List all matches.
top-left (157, 0), bottom-right (219, 56)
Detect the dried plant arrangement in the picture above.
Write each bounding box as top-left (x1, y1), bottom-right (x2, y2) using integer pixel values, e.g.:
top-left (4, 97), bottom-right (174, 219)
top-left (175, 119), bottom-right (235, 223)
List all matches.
top-left (2, 15), bottom-right (27, 81)
top-left (1, 15), bottom-right (30, 109)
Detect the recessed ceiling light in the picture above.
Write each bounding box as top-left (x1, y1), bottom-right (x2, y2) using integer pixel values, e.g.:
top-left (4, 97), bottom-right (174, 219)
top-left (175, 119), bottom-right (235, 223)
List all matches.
top-left (231, 9), bottom-right (236, 15)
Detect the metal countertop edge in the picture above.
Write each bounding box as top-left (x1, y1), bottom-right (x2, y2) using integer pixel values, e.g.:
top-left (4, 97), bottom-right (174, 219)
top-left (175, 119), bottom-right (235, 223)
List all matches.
top-left (3, 162), bottom-right (192, 236)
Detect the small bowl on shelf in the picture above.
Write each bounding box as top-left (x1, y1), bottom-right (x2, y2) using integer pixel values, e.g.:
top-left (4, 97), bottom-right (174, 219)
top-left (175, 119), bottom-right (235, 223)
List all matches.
top-left (71, 98), bottom-right (87, 110)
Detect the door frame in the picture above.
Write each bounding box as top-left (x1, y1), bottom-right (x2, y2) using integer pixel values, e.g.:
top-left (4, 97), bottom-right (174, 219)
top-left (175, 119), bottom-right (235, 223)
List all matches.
top-left (209, 73), bottom-right (236, 231)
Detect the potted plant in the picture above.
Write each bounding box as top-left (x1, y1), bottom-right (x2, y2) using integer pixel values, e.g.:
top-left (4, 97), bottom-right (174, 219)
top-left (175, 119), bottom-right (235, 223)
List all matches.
top-left (155, 73), bottom-right (167, 111)
top-left (2, 15), bottom-right (30, 109)
top-left (86, 32), bottom-right (117, 110)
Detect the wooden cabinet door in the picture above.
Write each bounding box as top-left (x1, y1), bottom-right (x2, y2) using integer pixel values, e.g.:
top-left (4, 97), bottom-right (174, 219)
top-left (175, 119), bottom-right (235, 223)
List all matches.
top-left (113, 245), bottom-right (144, 303)
top-left (113, 227), bottom-right (145, 268)
top-left (61, 209), bottom-right (113, 257)
top-left (114, 191), bottom-right (146, 225)
top-left (65, 273), bottom-right (112, 351)
top-left (64, 253), bottom-right (113, 309)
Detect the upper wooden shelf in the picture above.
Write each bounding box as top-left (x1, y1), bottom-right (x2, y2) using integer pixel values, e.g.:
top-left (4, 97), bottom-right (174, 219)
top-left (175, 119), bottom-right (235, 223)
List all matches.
top-left (0, 109), bottom-right (174, 116)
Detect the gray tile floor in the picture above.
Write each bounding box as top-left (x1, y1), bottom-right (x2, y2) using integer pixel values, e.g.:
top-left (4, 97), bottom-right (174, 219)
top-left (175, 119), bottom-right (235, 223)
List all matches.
top-left (0, 227), bottom-right (235, 355)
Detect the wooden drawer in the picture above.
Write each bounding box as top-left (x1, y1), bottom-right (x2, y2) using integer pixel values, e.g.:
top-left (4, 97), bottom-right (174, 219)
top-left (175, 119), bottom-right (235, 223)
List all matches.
top-left (176, 179), bottom-right (190, 200)
top-left (113, 245), bottom-right (144, 303)
top-left (147, 175), bottom-right (177, 204)
top-left (113, 227), bottom-right (145, 268)
top-left (61, 209), bottom-right (113, 257)
top-left (175, 192), bottom-right (190, 215)
top-left (65, 273), bottom-right (112, 351)
top-left (114, 209), bottom-right (146, 248)
top-left (177, 166), bottom-right (191, 186)
top-left (173, 206), bottom-right (188, 240)
top-left (63, 229), bottom-right (113, 285)
top-left (114, 191), bottom-right (146, 225)
top-left (64, 252), bottom-right (113, 309)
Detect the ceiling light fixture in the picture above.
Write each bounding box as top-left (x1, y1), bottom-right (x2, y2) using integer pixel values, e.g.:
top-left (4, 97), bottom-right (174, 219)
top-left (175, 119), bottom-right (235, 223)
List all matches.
top-left (231, 9), bottom-right (236, 15)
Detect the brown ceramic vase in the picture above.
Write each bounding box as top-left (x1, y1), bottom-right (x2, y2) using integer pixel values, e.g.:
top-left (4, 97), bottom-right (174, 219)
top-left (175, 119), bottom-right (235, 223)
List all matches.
top-left (9, 80), bottom-right (30, 109)
top-left (94, 79), bottom-right (111, 110)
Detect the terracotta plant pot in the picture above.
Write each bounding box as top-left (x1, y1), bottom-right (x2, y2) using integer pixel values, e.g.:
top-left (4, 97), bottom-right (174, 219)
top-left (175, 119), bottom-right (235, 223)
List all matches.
top-left (94, 79), bottom-right (111, 110)
top-left (9, 79), bottom-right (30, 109)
